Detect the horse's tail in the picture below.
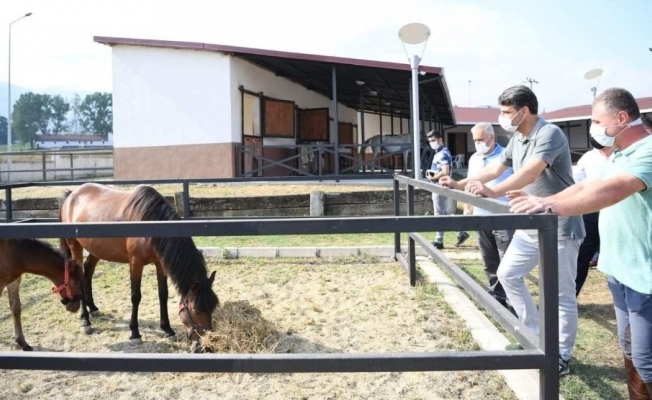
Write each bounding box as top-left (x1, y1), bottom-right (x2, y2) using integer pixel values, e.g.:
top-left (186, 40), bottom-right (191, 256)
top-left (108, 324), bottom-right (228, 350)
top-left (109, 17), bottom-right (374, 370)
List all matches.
top-left (59, 189), bottom-right (72, 259)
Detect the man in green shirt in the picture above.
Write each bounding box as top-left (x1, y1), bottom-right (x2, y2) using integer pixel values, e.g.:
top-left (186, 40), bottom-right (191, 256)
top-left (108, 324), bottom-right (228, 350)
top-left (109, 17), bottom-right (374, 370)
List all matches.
top-left (510, 88), bottom-right (652, 398)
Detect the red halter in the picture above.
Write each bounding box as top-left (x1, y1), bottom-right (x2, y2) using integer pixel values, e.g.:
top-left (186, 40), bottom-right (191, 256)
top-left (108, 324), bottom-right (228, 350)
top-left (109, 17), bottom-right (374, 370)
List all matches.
top-left (51, 261), bottom-right (74, 302)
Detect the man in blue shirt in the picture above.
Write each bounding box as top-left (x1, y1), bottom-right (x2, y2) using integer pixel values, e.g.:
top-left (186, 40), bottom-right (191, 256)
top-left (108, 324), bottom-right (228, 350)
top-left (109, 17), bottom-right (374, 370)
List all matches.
top-left (465, 123), bottom-right (514, 310)
top-left (510, 88), bottom-right (652, 396)
top-left (426, 130), bottom-right (469, 249)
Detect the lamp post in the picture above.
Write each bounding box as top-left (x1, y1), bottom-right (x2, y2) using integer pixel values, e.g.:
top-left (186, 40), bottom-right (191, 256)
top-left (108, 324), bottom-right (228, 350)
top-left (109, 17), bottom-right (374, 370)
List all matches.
top-left (399, 23), bottom-right (430, 179)
top-left (7, 12), bottom-right (32, 173)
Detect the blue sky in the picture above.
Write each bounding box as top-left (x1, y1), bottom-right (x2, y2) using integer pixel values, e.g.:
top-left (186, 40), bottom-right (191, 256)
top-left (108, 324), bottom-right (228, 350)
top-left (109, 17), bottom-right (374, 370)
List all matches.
top-left (1, 0), bottom-right (651, 116)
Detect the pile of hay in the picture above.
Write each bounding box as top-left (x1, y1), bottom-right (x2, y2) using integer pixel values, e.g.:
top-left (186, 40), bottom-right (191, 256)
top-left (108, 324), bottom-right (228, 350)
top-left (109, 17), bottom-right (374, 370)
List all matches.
top-left (201, 300), bottom-right (281, 353)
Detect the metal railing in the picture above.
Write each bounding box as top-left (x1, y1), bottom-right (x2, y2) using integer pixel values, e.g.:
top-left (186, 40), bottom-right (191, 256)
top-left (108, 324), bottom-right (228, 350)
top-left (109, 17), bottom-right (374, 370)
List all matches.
top-left (235, 143), bottom-right (415, 178)
top-left (392, 174), bottom-right (559, 398)
top-left (0, 148), bottom-right (113, 183)
top-left (0, 174), bottom-right (559, 398)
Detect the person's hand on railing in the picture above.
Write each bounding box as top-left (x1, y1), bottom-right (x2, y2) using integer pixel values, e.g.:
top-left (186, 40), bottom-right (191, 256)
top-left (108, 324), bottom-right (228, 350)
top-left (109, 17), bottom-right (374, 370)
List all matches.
top-left (465, 180), bottom-right (496, 198)
top-left (507, 190), bottom-right (554, 214)
top-left (438, 176), bottom-right (461, 190)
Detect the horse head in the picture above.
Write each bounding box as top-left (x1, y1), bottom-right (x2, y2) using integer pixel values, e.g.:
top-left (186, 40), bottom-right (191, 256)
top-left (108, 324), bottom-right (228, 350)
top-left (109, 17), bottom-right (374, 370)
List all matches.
top-left (178, 271), bottom-right (218, 352)
top-left (51, 259), bottom-right (83, 313)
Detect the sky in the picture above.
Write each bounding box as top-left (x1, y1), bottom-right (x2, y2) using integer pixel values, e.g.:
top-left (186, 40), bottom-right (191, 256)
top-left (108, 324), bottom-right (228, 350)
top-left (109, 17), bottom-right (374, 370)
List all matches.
top-left (1, 0), bottom-right (651, 117)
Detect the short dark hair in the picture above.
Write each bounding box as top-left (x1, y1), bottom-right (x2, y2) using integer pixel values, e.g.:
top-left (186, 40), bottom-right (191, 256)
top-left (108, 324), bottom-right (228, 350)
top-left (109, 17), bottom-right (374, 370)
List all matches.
top-left (593, 88), bottom-right (641, 120)
top-left (426, 130), bottom-right (443, 139)
top-left (498, 85), bottom-right (539, 115)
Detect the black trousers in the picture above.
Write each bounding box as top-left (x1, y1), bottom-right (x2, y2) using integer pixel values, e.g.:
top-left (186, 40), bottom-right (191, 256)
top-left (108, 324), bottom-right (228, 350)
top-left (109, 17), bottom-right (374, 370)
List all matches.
top-left (477, 229), bottom-right (514, 303)
top-left (576, 211), bottom-right (600, 296)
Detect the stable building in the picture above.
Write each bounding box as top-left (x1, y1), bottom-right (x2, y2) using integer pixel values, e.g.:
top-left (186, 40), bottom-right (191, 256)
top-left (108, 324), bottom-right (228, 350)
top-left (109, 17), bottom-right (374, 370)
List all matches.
top-left (95, 36), bottom-right (456, 180)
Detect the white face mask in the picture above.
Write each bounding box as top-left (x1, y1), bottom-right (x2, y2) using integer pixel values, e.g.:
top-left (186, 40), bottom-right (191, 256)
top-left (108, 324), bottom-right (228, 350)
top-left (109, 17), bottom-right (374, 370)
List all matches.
top-left (498, 108), bottom-right (524, 133)
top-left (590, 118), bottom-right (643, 147)
top-left (429, 141), bottom-right (440, 150)
top-left (475, 140), bottom-right (490, 154)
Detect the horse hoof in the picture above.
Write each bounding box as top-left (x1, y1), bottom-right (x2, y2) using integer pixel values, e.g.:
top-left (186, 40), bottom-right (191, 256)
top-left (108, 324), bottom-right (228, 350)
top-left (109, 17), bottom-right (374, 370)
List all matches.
top-left (164, 333), bottom-right (176, 340)
top-left (81, 326), bottom-right (93, 335)
top-left (129, 338), bottom-right (143, 345)
top-left (90, 309), bottom-right (101, 317)
top-left (22, 345), bottom-right (33, 352)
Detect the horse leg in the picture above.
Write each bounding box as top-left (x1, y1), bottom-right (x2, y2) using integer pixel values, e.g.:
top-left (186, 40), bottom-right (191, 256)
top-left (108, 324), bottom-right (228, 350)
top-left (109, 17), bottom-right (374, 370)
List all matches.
top-left (155, 262), bottom-right (175, 338)
top-left (7, 279), bottom-right (31, 351)
top-left (83, 255), bottom-right (100, 314)
top-left (128, 262), bottom-right (145, 344)
top-left (67, 238), bottom-right (93, 335)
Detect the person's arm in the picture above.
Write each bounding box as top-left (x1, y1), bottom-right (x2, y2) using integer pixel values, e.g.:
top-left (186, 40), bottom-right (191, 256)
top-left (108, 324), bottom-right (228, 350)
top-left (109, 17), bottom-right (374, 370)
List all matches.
top-left (470, 125), bottom-right (568, 198)
top-left (510, 173), bottom-right (644, 216)
top-left (507, 177), bottom-right (595, 201)
top-left (440, 161), bottom-right (507, 189)
top-left (431, 164), bottom-right (450, 181)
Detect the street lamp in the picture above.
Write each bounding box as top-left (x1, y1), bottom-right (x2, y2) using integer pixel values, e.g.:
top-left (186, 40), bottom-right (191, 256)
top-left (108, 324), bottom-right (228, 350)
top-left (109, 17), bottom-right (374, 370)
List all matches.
top-left (399, 22), bottom-right (430, 179)
top-left (7, 12), bottom-right (32, 172)
top-left (583, 68), bottom-right (603, 99)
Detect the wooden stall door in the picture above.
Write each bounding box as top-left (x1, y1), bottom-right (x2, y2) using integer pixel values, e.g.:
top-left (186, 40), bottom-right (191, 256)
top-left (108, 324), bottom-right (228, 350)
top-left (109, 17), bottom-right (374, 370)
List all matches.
top-left (263, 98), bottom-right (295, 138)
top-left (298, 108), bottom-right (329, 142)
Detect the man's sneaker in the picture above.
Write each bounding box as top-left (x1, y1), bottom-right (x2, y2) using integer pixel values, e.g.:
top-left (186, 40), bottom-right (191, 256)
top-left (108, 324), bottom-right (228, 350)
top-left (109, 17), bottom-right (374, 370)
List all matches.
top-left (433, 241), bottom-right (444, 250)
top-left (505, 343), bottom-right (524, 351)
top-left (455, 232), bottom-right (470, 247)
top-left (559, 356), bottom-right (570, 376)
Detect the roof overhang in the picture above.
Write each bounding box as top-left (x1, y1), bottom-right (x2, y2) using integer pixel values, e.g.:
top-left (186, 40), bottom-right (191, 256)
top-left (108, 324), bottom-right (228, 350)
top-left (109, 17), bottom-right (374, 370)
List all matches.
top-left (94, 36), bottom-right (456, 125)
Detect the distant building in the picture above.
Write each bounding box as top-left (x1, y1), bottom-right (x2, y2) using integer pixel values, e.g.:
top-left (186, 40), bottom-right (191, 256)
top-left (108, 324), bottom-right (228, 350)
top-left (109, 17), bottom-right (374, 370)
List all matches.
top-left (34, 133), bottom-right (113, 149)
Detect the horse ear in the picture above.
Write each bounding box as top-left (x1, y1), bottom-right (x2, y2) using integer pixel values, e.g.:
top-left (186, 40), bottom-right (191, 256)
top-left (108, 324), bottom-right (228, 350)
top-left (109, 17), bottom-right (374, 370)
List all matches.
top-left (208, 271), bottom-right (216, 285)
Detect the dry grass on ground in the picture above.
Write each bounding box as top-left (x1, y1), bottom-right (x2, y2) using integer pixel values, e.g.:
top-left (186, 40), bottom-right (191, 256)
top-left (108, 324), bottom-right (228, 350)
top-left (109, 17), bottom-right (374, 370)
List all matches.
top-left (0, 257), bottom-right (514, 400)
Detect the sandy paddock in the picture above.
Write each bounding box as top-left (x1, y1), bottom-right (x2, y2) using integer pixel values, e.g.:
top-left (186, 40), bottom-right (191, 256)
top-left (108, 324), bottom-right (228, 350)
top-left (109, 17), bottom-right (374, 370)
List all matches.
top-left (0, 257), bottom-right (514, 400)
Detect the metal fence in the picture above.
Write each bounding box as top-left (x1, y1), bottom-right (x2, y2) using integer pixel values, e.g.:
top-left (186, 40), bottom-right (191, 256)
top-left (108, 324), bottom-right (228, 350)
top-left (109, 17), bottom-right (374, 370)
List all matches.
top-left (0, 148), bottom-right (113, 183)
top-left (0, 174), bottom-right (560, 398)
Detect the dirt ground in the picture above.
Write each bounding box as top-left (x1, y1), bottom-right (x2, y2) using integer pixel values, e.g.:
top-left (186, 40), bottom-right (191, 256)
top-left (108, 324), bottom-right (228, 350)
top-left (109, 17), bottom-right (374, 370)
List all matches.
top-left (0, 257), bottom-right (514, 400)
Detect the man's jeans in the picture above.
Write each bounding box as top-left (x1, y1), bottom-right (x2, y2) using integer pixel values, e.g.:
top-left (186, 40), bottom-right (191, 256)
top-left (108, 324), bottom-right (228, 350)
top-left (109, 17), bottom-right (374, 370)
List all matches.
top-left (497, 230), bottom-right (581, 360)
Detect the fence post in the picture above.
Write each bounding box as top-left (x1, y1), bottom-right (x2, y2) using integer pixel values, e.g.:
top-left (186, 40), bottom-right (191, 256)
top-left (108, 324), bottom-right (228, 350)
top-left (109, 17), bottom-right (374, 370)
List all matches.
top-left (5, 187), bottom-right (12, 222)
top-left (407, 183), bottom-right (416, 286)
top-left (538, 224), bottom-right (560, 399)
top-left (70, 154), bottom-right (74, 181)
top-left (182, 181), bottom-right (191, 220)
top-left (393, 178), bottom-right (401, 258)
top-left (42, 152), bottom-right (46, 182)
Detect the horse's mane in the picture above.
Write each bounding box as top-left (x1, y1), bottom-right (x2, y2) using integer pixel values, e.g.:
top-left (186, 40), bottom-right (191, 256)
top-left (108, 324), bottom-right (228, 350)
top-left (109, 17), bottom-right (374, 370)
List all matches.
top-left (123, 185), bottom-right (218, 312)
top-left (18, 239), bottom-right (68, 263)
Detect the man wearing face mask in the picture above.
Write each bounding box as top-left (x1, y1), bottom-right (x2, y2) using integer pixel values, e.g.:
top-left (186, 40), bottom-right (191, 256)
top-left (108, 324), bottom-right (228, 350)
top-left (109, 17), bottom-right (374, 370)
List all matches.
top-left (465, 123), bottom-right (514, 311)
top-left (573, 136), bottom-right (616, 297)
top-left (425, 130), bottom-right (469, 249)
top-left (509, 88), bottom-right (652, 398)
top-left (439, 85), bottom-right (585, 377)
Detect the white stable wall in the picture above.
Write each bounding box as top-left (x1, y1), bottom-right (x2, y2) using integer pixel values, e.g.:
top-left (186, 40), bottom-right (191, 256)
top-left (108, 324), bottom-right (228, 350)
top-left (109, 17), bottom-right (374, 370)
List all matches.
top-left (112, 45), bottom-right (233, 148)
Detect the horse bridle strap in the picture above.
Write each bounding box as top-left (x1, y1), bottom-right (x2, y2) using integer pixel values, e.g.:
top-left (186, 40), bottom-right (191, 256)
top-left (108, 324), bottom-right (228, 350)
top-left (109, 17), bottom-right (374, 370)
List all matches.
top-left (179, 300), bottom-right (200, 339)
top-left (52, 261), bottom-right (81, 305)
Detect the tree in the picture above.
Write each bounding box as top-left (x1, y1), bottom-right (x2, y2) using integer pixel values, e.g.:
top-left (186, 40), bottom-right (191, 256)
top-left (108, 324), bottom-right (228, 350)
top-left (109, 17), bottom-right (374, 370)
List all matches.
top-left (49, 95), bottom-right (70, 134)
top-left (68, 94), bottom-right (82, 134)
top-left (0, 116), bottom-right (7, 145)
top-left (80, 92), bottom-right (112, 135)
top-left (11, 92), bottom-right (53, 147)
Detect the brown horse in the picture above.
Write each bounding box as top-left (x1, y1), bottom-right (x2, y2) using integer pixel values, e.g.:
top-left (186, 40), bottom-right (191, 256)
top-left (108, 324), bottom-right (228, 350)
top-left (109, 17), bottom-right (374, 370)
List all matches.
top-left (59, 183), bottom-right (219, 352)
top-left (0, 239), bottom-right (83, 351)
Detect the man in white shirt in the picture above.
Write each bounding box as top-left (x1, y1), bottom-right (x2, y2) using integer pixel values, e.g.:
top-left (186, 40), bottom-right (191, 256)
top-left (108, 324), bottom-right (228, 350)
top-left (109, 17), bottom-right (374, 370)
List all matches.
top-left (573, 139), bottom-right (616, 296)
top-left (465, 123), bottom-right (515, 310)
